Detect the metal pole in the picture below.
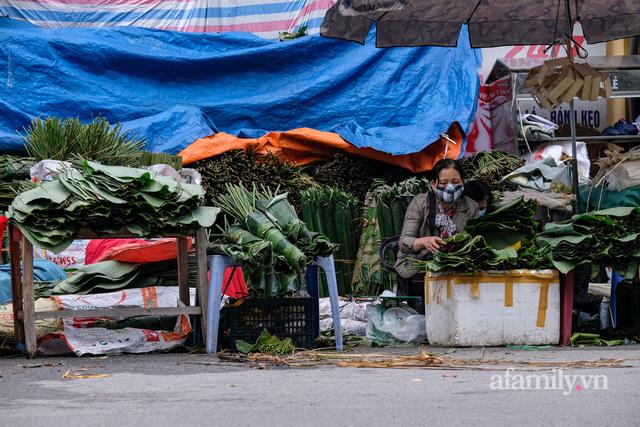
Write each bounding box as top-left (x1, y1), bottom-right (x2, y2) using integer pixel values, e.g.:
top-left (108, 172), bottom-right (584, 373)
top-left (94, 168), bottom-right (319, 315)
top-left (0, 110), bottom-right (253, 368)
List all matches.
top-left (565, 0), bottom-right (580, 213)
top-left (569, 99), bottom-right (580, 213)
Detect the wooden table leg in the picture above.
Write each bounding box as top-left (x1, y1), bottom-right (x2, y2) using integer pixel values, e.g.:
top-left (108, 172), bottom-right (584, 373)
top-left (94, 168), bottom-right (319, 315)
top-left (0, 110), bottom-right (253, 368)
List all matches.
top-left (9, 226), bottom-right (25, 349)
top-left (21, 238), bottom-right (37, 358)
top-left (177, 237), bottom-right (190, 306)
top-left (560, 269), bottom-right (575, 346)
top-left (195, 229), bottom-right (209, 344)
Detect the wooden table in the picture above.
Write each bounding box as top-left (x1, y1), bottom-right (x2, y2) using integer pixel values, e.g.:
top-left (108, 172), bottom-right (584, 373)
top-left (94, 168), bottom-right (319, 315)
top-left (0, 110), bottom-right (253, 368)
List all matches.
top-left (9, 225), bottom-right (209, 358)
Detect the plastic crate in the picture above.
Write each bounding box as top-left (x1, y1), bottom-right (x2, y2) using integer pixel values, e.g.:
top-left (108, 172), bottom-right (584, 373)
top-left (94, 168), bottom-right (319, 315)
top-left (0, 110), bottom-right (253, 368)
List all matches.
top-left (226, 297), bottom-right (318, 351)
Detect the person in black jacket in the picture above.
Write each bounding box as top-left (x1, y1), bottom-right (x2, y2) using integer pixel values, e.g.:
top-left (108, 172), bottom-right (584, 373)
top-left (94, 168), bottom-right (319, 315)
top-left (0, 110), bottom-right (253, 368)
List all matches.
top-left (463, 180), bottom-right (493, 216)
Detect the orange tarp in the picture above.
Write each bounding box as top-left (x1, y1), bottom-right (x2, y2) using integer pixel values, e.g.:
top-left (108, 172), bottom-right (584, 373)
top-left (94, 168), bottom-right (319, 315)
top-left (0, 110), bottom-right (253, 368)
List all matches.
top-left (179, 124), bottom-right (465, 173)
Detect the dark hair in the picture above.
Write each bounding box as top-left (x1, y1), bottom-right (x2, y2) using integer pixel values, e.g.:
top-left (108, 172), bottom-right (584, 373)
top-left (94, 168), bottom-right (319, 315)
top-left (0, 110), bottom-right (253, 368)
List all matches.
top-left (464, 180), bottom-right (493, 213)
top-left (432, 159), bottom-right (465, 182)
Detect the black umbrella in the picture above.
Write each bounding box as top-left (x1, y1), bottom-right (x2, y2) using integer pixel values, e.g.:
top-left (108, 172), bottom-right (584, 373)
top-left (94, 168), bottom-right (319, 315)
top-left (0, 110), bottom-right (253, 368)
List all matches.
top-left (321, 0), bottom-right (640, 212)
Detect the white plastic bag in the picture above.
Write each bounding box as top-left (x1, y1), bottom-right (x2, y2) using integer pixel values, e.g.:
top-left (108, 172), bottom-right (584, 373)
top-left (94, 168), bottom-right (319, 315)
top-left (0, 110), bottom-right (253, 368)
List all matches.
top-left (320, 318), bottom-right (367, 336)
top-left (366, 304), bottom-right (427, 343)
top-left (33, 239), bottom-right (90, 270)
top-left (30, 160), bottom-right (71, 181)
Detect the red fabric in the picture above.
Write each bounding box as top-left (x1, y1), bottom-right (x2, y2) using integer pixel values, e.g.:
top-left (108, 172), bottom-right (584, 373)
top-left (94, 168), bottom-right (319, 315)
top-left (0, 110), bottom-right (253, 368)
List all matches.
top-left (85, 239), bottom-right (147, 265)
top-left (220, 267), bottom-right (248, 299)
top-left (95, 238), bottom-right (193, 264)
top-left (0, 216), bottom-right (7, 243)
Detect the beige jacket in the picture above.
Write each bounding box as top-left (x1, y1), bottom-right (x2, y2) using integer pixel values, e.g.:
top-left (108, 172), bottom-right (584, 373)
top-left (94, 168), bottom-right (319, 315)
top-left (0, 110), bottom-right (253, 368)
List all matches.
top-left (394, 193), bottom-right (478, 278)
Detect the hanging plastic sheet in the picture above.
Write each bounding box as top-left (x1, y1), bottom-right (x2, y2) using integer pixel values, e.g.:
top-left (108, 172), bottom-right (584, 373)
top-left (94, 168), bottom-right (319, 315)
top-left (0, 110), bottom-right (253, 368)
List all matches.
top-left (0, 18), bottom-right (481, 157)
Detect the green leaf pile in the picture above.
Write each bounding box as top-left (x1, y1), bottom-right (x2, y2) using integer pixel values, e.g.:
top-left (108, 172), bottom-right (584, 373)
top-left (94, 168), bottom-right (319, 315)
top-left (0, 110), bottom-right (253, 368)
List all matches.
top-left (413, 233), bottom-right (518, 273)
top-left (537, 207), bottom-right (640, 279)
top-left (0, 155), bottom-right (34, 212)
top-left (8, 161), bottom-right (219, 253)
top-left (414, 197), bottom-right (551, 273)
top-left (465, 197), bottom-right (539, 249)
top-left (235, 329), bottom-right (295, 354)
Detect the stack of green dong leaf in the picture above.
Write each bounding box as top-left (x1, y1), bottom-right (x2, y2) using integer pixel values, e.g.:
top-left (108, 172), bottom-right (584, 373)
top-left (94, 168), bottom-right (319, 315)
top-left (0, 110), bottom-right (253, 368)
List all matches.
top-left (300, 187), bottom-right (360, 295)
top-left (50, 256), bottom-right (198, 295)
top-left (465, 197), bottom-right (539, 249)
top-left (414, 197), bottom-right (550, 273)
top-left (214, 184), bottom-right (337, 297)
top-left (537, 207), bottom-right (640, 279)
top-left (413, 233), bottom-right (518, 273)
top-left (8, 161), bottom-right (219, 253)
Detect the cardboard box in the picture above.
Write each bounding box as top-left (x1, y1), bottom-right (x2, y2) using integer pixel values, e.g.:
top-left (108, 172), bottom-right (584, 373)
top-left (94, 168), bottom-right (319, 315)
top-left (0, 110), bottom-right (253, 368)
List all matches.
top-left (560, 67), bottom-right (584, 103)
top-left (599, 72), bottom-right (612, 98)
top-left (549, 66), bottom-right (576, 100)
top-left (589, 68), bottom-right (602, 101)
top-left (573, 63), bottom-right (594, 100)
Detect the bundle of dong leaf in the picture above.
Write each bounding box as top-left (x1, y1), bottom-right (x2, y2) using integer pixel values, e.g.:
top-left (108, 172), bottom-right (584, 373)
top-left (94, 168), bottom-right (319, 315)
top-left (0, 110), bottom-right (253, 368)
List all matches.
top-left (369, 177), bottom-right (432, 290)
top-left (8, 161), bottom-right (219, 253)
top-left (413, 232), bottom-right (518, 273)
top-left (464, 196), bottom-right (539, 249)
top-left (300, 187), bottom-right (361, 295)
top-left (214, 184), bottom-right (337, 297)
top-left (0, 155), bottom-right (34, 212)
top-left (537, 207), bottom-right (640, 279)
top-left (414, 198), bottom-right (550, 273)
top-left (235, 329), bottom-right (295, 354)
top-left (373, 177), bottom-right (432, 239)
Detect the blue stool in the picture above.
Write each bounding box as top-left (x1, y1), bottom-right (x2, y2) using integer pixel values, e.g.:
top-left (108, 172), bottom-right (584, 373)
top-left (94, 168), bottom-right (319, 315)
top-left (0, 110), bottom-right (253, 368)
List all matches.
top-left (206, 255), bottom-right (343, 353)
top-left (611, 271), bottom-right (624, 327)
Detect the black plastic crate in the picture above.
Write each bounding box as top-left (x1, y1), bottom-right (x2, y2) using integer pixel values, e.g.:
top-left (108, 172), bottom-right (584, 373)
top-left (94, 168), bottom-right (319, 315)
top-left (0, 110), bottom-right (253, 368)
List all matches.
top-left (226, 297), bottom-right (318, 351)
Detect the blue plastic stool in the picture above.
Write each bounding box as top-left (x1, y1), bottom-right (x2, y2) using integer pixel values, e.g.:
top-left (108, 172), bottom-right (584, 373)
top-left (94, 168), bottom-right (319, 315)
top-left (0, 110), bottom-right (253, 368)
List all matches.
top-left (206, 255), bottom-right (343, 353)
top-left (611, 271), bottom-right (624, 327)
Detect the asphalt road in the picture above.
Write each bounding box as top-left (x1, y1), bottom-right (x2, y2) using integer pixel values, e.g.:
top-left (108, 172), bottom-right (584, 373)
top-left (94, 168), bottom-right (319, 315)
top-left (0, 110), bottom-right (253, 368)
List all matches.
top-left (1, 345), bottom-right (640, 427)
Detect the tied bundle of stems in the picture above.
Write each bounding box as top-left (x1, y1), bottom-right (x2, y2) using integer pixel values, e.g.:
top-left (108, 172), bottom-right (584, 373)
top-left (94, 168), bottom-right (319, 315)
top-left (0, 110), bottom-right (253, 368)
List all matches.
top-left (300, 187), bottom-right (360, 295)
top-left (460, 150), bottom-right (524, 192)
top-left (139, 152), bottom-right (183, 170)
top-left (194, 147), bottom-right (316, 208)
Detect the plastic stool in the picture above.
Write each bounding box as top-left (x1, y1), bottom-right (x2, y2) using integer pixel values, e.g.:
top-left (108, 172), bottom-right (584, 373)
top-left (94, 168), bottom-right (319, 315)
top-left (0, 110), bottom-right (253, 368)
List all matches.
top-left (314, 255), bottom-right (343, 351)
top-left (206, 254), bottom-right (343, 353)
top-left (611, 271), bottom-right (623, 327)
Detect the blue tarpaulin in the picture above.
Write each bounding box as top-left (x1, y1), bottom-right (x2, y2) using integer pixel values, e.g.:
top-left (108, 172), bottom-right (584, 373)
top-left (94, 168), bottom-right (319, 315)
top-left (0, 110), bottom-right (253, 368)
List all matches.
top-left (0, 18), bottom-right (481, 155)
top-left (0, 259), bottom-right (67, 304)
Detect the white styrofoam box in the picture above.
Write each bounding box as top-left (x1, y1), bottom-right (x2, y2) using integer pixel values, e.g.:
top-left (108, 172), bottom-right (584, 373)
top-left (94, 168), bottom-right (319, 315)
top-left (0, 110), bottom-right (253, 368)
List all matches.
top-left (424, 270), bottom-right (560, 347)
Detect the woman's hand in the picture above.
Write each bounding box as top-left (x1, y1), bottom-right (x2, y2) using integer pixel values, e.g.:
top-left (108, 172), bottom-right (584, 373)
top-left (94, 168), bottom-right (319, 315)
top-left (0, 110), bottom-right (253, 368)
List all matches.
top-left (413, 236), bottom-right (444, 254)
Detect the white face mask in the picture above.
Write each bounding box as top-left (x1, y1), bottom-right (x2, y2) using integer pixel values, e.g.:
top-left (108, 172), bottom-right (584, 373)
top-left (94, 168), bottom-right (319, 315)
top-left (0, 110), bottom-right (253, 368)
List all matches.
top-left (478, 209), bottom-right (487, 217)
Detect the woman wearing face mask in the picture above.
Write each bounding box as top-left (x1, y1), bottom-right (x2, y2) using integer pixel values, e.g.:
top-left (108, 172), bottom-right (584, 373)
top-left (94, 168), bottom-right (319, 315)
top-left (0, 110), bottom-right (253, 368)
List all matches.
top-left (394, 159), bottom-right (479, 311)
top-left (463, 180), bottom-right (493, 217)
